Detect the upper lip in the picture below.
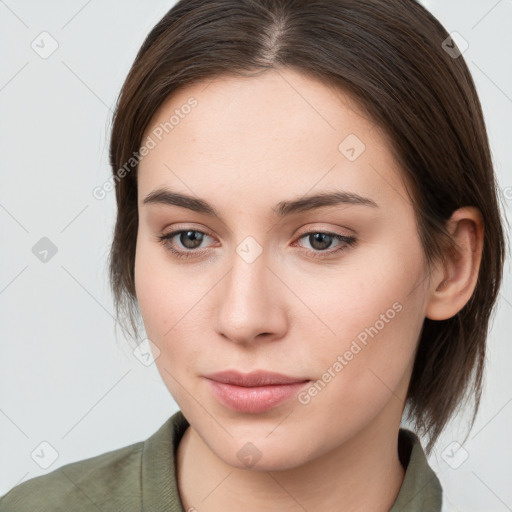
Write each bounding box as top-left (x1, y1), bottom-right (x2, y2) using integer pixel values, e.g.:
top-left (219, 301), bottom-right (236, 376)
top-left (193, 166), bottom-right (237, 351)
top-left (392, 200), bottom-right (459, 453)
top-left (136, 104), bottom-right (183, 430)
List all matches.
top-left (204, 370), bottom-right (310, 387)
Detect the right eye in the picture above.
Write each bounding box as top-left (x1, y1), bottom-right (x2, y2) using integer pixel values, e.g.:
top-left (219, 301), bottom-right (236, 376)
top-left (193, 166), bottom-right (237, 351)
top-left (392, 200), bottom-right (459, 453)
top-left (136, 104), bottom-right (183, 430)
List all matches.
top-left (157, 229), bottom-right (217, 259)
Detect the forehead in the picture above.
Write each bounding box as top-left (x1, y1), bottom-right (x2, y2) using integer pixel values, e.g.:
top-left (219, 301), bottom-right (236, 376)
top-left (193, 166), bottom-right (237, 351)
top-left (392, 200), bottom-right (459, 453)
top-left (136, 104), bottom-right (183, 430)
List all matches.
top-left (137, 68), bottom-right (406, 211)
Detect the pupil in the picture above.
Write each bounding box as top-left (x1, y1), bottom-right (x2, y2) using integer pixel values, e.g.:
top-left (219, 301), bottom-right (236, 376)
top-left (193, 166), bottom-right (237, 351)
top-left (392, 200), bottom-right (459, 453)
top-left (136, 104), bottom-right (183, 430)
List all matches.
top-left (181, 230), bottom-right (203, 249)
top-left (310, 233), bottom-right (332, 251)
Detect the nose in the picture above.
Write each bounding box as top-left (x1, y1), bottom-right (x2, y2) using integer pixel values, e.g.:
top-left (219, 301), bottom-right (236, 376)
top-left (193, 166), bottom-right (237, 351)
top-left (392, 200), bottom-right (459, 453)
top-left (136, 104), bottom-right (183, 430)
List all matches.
top-left (214, 246), bottom-right (288, 345)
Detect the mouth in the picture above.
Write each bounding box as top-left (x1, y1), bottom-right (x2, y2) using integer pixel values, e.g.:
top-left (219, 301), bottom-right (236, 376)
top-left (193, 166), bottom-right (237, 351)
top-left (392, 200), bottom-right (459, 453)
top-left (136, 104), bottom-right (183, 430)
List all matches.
top-left (204, 370), bottom-right (311, 413)
top-left (204, 369), bottom-right (309, 387)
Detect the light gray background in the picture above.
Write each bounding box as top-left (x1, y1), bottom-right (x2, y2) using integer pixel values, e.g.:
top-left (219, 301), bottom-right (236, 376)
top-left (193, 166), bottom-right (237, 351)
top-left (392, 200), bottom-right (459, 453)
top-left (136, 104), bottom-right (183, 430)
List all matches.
top-left (1, 1), bottom-right (511, 510)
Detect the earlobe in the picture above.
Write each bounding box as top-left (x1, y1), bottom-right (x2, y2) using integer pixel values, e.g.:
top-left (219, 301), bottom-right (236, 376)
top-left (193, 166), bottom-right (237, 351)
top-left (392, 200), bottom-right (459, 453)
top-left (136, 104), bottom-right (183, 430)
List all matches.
top-left (425, 207), bottom-right (484, 321)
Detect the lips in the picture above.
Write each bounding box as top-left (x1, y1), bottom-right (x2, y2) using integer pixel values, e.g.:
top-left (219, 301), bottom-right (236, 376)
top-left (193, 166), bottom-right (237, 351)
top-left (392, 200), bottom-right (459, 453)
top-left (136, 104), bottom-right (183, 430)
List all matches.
top-left (204, 370), bottom-right (309, 387)
top-left (204, 370), bottom-right (311, 413)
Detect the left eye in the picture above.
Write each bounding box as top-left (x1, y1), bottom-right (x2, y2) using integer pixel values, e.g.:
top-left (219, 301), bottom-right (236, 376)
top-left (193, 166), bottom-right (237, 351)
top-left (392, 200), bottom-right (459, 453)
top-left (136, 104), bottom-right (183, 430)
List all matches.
top-left (157, 229), bottom-right (357, 259)
top-left (296, 232), bottom-right (355, 252)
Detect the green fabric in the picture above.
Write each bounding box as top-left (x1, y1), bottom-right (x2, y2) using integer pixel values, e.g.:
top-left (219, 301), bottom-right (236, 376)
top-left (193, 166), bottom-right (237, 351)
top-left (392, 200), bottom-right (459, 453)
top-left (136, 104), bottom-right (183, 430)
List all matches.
top-left (0, 410), bottom-right (442, 511)
top-left (390, 429), bottom-right (443, 511)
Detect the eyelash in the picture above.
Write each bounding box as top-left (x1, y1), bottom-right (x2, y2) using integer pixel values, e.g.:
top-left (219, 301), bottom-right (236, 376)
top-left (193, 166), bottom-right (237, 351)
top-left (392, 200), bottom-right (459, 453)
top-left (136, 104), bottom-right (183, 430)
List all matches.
top-left (157, 229), bottom-right (357, 260)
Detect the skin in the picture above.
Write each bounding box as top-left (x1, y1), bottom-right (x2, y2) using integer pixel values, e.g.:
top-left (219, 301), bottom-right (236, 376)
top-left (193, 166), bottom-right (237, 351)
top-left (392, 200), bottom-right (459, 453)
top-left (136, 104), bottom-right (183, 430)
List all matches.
top-left (134, 68), bottom-right (483, 511)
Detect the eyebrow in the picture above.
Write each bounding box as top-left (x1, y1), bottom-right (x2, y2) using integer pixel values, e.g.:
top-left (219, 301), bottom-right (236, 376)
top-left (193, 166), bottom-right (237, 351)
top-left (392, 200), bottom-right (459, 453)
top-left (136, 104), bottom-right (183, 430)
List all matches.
top-left (142, 187), bottom-right (378, 217)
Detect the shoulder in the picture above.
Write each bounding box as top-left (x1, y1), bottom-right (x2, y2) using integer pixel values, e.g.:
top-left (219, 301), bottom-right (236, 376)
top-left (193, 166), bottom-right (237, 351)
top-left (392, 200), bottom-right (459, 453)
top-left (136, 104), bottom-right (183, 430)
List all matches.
top-left (0, 439), bottom-right (144, 512)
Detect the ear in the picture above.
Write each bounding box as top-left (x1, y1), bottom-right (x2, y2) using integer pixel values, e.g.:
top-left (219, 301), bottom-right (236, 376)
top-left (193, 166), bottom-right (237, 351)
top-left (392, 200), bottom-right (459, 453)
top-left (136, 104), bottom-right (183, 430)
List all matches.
top-left (425, 207), bottom-right (484, 321)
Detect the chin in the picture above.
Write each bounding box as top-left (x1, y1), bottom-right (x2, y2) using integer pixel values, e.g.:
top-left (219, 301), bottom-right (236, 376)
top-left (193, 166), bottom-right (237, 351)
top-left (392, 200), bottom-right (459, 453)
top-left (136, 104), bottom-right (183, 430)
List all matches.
top-left (209, 435), bottom-right (314, 472)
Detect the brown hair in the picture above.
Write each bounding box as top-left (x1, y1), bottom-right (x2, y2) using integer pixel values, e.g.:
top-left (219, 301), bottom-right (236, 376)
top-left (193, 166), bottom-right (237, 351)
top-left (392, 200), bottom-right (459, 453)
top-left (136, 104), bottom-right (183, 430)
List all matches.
top-left (107, 0), bottom-right (507, 453)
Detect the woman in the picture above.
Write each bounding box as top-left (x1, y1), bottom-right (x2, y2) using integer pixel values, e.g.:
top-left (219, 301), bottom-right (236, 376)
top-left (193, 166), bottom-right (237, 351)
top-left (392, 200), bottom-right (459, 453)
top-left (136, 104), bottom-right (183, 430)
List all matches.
top-left (1, 0), bottom-right (505, 510)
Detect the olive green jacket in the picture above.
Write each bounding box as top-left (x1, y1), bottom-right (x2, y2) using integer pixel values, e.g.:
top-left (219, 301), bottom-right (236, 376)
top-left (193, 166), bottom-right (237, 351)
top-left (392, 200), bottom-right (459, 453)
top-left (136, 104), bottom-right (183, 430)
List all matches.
top-left (0, 409), bottom-right (442, 511)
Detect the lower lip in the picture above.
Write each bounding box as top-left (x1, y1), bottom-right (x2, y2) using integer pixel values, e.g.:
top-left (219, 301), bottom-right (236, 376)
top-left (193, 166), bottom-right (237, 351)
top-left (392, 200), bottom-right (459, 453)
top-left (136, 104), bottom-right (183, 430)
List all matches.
top-left (206, 379), bottom-right (310, 413)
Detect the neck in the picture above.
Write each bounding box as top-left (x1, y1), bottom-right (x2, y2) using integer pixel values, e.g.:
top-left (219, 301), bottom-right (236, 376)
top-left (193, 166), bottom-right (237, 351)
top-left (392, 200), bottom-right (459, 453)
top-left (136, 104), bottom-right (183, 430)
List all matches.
top-left (176, 407), bottom-right (406, 512)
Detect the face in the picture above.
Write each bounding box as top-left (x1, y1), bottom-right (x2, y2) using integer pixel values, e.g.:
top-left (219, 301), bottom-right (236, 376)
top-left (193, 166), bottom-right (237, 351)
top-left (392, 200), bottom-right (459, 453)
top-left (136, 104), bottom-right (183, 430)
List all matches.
top-left (135, 68), bottom-right (432, 471)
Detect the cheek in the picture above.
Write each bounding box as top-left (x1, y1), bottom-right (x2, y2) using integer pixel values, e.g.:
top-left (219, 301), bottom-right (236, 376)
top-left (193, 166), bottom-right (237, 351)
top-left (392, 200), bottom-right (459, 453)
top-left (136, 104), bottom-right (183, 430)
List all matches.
top-left (294, 235), bottom-right (424, 340)
top-left (297, 237), bottom-right (426, 392)
top-left (134, 237), bottom-right (207, 378)
top-left (293, 287), bottom-right (423, 447)
top-left (134, 236), bottom-right (193, 336)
